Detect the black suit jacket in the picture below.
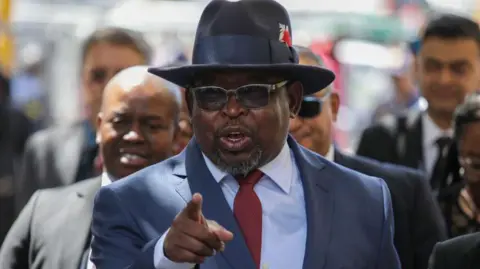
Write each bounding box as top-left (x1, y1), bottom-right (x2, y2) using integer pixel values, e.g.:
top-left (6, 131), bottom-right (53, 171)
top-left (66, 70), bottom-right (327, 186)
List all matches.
top-left (15, 122), bottom-right (90, 214)
top-left (356, 112), bottom-right (424, 170)
top-left (0, 177), bottom-right (99, 269)
top-left (335, 151), bottom-right (446, 269)
top-left (429, 232), bottom-right (480, 269)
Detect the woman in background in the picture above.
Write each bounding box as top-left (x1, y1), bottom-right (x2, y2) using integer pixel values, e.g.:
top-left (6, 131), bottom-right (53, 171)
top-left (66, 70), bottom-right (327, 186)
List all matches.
top-left (438, 92), bottom-right (480, 238)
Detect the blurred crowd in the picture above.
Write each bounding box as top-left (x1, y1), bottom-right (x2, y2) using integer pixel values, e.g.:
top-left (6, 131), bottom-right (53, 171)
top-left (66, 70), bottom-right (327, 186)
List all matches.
top-left (0, 2), bottom-right (480, 269)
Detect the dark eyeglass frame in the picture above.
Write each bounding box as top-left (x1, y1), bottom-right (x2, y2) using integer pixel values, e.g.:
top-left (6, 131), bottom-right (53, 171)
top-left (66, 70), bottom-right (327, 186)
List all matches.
top-left (189, 80), bottom-right (289, 111)
top-left (298, 89), bottom-right (332, 118)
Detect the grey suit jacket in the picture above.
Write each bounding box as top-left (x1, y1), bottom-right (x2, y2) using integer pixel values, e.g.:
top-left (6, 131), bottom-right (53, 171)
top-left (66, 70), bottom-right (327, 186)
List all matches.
top-left (15, 122), bottom-right (87, 214)
top-left (0, 177), bottom-right (100, 269)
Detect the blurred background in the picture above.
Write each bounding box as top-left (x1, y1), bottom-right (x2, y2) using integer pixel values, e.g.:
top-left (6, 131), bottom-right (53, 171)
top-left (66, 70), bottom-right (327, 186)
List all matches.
top-left (7, 0), bottom-right (480, 152)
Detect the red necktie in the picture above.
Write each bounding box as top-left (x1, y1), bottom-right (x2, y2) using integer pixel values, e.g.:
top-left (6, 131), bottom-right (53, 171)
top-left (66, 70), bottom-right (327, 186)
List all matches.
top-left (233, 170), bottom-right (263, 269)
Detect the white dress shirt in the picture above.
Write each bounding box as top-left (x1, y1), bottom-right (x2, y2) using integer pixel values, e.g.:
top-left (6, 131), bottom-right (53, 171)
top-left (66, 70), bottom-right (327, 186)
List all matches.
top-left (421, 113), bottom-right (453, 178)
top-left (88, 173), bottom-right (113, 269)
top-left (153, 142), bottom-right (307, 269)
top-left (324, 144), bottom-right (334, 162)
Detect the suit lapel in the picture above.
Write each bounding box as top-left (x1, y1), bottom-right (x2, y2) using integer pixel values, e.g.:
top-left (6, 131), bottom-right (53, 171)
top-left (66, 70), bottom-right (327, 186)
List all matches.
top-left (401, 115), bottom-right (423, 169)
top-left (184, 138), bottom-right (254, 269)
top-left (55, 124), bottom-right (85, 185)
top-left (57, 178), bottom-right (100, 268)
top-left (287, 137), bottom-right (332, 269)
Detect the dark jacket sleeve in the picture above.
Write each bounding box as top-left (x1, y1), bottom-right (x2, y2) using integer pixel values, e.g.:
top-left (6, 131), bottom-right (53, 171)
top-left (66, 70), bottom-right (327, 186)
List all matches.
top-left (0, 191), bottom-right (39, 269)
top-left (356, 126), bottom-right (397, 164)
top-left (410, 170), bottom-right (447, 269)
top-left (15, 134), bottom-right (42, 215)
top-left (428, 242), bottom-right (447, 269)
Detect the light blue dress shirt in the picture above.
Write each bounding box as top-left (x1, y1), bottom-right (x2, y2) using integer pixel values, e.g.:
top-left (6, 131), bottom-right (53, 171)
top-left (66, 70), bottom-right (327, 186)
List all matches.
top-left (153, 142), bottom-right (307, 269)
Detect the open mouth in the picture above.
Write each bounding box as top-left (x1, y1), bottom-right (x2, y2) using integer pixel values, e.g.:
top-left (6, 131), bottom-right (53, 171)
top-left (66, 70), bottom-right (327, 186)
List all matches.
top-left (119, 152), bottom-right (149, 167)
top-left (218, 128), bottom-right (252, 152)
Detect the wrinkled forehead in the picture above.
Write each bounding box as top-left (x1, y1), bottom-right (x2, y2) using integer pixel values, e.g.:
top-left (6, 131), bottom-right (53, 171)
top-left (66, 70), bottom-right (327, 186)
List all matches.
top-left (194, 71), bottom-right (284, 88)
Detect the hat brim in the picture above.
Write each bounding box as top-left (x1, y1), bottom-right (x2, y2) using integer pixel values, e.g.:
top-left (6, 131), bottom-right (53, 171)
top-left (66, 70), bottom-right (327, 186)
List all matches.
top-left (148, 64), bottom-right (335, 95)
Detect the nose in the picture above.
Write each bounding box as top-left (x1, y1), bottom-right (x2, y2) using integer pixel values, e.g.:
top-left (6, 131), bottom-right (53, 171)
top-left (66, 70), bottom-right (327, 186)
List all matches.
top-left (438, 68), bottom-right (454, 84)
top-left (222, 92), bottom-right (247, 118)
top-left (122, 122), bottom-right (145, 143)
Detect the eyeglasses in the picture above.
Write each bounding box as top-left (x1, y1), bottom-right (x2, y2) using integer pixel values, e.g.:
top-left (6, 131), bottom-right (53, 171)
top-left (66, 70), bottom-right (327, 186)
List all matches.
top-left (298, 90), bottom-right (332, 118)
top-left (189, 81), bottom-right (288, 111)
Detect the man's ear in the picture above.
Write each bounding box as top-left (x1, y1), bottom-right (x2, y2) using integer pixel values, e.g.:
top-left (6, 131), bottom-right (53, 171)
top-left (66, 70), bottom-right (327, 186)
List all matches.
top-left (330, 92), bottom-right (340, 121)
top-left (286, 81), bottom-right (303, 117)
top-left (96, 112), bottom-right (103, 144)
top-left (185, 89), bottom-right (194, 117)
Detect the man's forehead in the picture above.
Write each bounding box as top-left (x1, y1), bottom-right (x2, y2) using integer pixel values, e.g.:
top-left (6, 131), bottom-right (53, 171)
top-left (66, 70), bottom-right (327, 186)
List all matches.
top-left (420, 37), bottom-right (479, 61)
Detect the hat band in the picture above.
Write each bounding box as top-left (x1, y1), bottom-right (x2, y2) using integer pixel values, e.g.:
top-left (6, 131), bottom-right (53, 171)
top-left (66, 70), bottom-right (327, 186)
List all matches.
top-left (192, 35), bottom-right (297, 65)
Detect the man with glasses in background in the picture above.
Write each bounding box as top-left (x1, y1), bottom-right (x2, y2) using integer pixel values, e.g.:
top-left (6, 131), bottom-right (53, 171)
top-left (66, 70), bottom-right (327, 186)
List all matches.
top-left (14, 27), bottom-right (151, 214)
top-left (290, 45), bottom-right (446, 269)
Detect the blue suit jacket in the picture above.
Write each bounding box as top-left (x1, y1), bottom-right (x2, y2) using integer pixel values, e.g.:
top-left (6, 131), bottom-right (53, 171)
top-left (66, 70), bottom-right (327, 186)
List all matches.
top-left (90, 137), bottom-right (400, 269)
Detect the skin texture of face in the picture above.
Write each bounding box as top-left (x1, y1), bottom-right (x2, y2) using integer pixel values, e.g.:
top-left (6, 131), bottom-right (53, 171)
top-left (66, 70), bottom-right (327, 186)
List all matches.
top-left (289, 55), bottom-right (340, 156)
top-left (96, 66), bottom-right (179, 179)
top-left (187, 71), bottom-right (303, 176)
top-left (416, 37), bottom-right (480, 129)
top-left (82, 42), bottom-right (147, 128)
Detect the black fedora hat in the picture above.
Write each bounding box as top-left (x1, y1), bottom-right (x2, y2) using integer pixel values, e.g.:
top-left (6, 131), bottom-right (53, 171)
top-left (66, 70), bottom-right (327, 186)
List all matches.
top-left (148, 0), bottom-right (335, 95)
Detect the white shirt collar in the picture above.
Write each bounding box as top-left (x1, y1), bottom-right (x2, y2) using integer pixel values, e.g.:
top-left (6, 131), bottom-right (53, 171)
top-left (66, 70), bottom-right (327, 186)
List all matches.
top-left (101, 172), bottom-right (114, 187)
top-left (202, 142), bottom-right (294, 194)
top-left (325, 144), bottom-right (335, 162)
top-left (422, 113), bottom-right (453, 147)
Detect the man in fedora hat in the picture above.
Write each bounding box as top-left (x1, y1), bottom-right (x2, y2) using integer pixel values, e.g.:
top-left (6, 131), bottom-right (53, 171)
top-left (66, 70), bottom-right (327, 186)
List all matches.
top-left (90, 0), bottom-right (401, 268)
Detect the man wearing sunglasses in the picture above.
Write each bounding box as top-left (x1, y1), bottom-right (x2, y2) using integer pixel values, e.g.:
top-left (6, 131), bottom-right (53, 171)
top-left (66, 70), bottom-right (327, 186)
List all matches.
top-left (14, 27), bottom-right (151, 214)
top-left (290, 45), bottom-right (446, 269)
top-left (90, 1), bottom-right (400, 269)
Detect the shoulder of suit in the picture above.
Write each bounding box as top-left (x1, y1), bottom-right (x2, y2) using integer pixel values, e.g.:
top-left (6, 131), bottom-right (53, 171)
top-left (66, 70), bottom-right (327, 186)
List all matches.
top-left (35, 177), bottom-right (101, 204)
top-left (326, 154), bottom-right (387, 191)
top-left (366, 110), bottom-right (422, 136)
top-left (25, 121), bottom-right (84, 149)
top-left (105, 155), bottom-right (184, 193)
top-left (342, 153), bottom-right (422, 178)
top-left (437, 232), bottom-right (480, 253)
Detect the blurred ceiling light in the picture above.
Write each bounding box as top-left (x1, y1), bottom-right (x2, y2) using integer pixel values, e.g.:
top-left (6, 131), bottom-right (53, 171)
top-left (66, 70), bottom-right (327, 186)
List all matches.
top-left (21, 43), bottom-right (43, 67)
top-left (334, 39), bottom-right (402, 69)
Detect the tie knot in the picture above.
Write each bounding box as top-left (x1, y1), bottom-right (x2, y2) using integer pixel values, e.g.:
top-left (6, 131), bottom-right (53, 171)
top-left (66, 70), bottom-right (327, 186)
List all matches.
top-left (435, 136), bottom-right (452, 149)
top-left (236, 169), bottom-right (263, 186)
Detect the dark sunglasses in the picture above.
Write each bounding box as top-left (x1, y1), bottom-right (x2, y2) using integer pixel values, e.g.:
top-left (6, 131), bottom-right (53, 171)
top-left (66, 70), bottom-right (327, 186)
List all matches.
top-left (298, 91), bottom-right (332, 118)
top-left (189, 81), bottom-right (288, 111)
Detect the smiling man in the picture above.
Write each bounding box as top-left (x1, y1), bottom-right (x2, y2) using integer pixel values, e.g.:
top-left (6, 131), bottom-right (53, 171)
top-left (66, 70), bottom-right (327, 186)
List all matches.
top-left (0, 66), bottom-right (181, 269)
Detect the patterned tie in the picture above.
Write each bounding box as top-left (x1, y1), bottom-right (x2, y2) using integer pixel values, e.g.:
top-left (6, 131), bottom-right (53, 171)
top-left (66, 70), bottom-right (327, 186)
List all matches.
top-left (233, 170), bottom-right (264, 269)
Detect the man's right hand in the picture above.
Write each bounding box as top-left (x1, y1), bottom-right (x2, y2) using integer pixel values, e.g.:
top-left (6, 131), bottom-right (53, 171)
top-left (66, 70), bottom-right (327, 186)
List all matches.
top-left (163, 193), bottom-right (234, 264)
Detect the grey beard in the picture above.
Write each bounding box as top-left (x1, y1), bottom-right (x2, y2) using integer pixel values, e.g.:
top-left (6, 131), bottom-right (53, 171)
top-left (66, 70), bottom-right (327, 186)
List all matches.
top-left (210, 146), bottom-right (263, 177)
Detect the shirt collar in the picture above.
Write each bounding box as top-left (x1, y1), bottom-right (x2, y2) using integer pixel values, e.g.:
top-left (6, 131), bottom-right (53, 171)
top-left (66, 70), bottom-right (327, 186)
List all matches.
top-left (202, 142), bottom-right (294, 194)
top-left (101, 172), bottom-right (114, 187)
top-left (422, 113), bottom-right (453, 147)
top-left (325, 144), bottom-right (335, 162)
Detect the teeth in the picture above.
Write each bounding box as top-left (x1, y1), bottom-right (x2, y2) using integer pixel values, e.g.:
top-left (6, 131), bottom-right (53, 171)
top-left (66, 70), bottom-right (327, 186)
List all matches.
top-left (120, 153), bottom-right (144, 163)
